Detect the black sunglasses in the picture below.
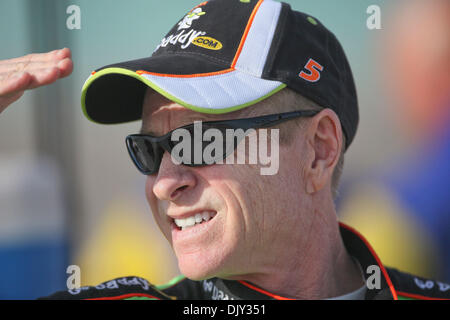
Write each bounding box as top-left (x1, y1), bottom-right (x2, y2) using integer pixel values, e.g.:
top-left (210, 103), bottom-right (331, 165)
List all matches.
top-left (126, 110), bottom-right (320, 175)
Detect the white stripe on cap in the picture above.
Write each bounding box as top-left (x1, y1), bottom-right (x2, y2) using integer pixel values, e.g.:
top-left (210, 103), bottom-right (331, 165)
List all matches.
top-left (139, 70), bottom-right (283, 110)
top-left (234, 0), bottom-right (282, 77)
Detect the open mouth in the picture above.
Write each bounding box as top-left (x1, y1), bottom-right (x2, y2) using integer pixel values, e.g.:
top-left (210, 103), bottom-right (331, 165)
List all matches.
top-left (173, 211), bottom-right (217, 231)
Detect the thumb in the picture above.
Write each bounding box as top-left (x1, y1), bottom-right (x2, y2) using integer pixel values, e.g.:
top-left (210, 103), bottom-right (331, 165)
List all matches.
top-left (0, 91), bottom-right (26, 114)
top-left (0, 72), bottom-right (31, 113)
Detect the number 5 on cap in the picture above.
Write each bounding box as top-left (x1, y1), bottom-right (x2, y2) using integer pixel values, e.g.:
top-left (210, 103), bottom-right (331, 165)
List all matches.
top-left (299, 58), bottom-right (324, 82)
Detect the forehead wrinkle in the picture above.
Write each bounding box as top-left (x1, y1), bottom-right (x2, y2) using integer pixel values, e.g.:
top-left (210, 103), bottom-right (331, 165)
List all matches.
top-left (141, 103), bottom-right (218, 135)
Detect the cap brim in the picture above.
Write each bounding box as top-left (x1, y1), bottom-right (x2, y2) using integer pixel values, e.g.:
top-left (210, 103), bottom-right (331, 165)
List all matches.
top-left (81, 54), bottom-right (285, 124)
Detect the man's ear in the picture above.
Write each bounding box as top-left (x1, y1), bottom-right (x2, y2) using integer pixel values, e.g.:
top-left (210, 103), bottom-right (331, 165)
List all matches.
top-left (303, 109), bottom-right (342, 195)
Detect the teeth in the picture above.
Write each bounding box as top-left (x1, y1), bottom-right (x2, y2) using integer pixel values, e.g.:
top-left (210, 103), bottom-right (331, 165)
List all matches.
top-left (174, 211), bottom-right (216, 229)
top-left (186, 216), bottom-right (196, 227)
top-left (174, 219), bottom-right (185, 228)
top-left (202, 212), bottom-right (210, 221)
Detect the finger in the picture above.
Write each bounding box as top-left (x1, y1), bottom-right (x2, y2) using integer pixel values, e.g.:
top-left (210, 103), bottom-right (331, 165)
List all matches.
top-left (0, 57), bottom-right (73, 86)
top-left (25, 60), bottom-right (74, 88)
top-left (0, 67), bottom-right (61, 92)
top-left (0, 48), bottom-right (72, 69)
top-left (0, 71), bottom-right (32, 96)
top-left (0, 60), bottom-right (65, 74)
top-left (26, 67), bottom-right (61, 89)
top-left (56, 57), bottom-right (74, 79)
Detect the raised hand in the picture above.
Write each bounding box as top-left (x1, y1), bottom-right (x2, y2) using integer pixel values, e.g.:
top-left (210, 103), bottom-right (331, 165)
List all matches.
top-left (0, 48), bottom-right (73, 114)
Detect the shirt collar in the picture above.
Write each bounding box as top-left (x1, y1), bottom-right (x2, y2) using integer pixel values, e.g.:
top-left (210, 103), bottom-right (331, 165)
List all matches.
top-left (339, 222), bottom-right (397, 300)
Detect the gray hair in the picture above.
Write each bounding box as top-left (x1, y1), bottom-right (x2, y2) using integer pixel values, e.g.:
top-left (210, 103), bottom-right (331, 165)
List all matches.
top-left (241, 88), bottom-right (346, 200)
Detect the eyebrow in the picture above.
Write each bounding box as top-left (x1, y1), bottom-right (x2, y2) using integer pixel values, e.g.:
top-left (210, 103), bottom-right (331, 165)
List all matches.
top-left (138, 114), bottom-right (220, 136)
top-left (139, 127), bottom-right (157, 135)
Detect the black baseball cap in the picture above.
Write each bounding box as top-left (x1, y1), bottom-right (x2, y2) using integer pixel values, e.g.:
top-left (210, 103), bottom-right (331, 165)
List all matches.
top-left (81, 0), bottom-right (359, 150)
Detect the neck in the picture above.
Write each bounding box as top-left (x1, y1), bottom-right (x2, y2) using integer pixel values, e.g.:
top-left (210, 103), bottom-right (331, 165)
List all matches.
top-left (233, 203), bottom-right (365, 299)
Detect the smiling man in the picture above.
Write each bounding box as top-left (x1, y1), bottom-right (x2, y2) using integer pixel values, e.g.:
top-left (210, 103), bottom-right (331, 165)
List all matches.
top-left (1, 0), bottom-right (449, 300)
top-left (76, 0), bottom-right (368, 299)
top-left (137, 85), bottom-right (368, 299)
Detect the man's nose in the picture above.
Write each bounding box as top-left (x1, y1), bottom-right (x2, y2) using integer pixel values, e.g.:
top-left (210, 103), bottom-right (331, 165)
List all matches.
top-left (152, 151), bottom-right (196, 201)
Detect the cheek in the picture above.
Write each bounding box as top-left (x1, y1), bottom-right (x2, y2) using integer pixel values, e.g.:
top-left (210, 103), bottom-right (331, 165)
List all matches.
top-left (211, 165), bottom-right (267, 231)
top-left (145, 177), bottom-right (171, 238)
top-left (196, 165), bottom-right (252, 229)
top-left (145, 176), bottom-right (156, 208)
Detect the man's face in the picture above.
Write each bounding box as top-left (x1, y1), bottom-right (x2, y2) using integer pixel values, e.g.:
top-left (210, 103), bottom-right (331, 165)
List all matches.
top-left (141, 92), bottom-right (312, 280)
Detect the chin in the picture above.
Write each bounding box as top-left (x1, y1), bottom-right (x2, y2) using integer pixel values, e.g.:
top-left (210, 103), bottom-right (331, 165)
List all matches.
top-left (176, 246), bottom-right (233, 280)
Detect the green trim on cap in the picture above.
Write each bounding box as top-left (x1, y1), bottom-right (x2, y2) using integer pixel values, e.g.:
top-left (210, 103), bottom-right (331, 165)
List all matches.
top-left (81, 67), bottom-right (287, 124)
top-left (155, 274), bottom-right (186, 290)
top-left (123, 296), bottom-right (159, 300)
top-left (307, 16), bottom-right (318, 25)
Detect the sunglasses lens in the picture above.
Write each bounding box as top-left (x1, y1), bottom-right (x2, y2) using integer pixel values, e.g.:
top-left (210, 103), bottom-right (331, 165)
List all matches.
top-left (204, 124), bottom-right (247, 162)
top-left (126, 121), bottom-right (252, 174)
top-left (167, 125), bottom-right (231, 166)
top-left (127, 136), bottom-right (159, 174)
